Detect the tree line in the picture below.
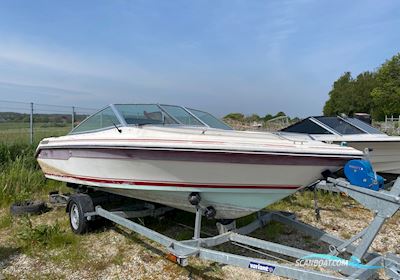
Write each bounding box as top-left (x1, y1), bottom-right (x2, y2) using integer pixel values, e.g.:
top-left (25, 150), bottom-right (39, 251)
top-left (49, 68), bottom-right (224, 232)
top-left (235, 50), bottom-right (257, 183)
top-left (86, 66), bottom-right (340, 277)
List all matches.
top-left (0, 112), bottom-right (88, 123)
top-left (324, 53), bottom-right (400, 120)
top-left (224, 111), bottom-right (299, 123)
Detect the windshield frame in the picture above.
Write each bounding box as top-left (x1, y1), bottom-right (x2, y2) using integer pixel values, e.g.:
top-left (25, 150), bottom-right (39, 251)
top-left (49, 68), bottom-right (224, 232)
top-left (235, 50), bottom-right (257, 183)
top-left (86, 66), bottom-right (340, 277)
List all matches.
top-left (113, 104), bottom-right (179, 126)
top-left (341, 116), bottom-right (384, 135)
top-left (69, 103), bottom-right (232, 134)
top-left (69, 104), bottom-right (125, 135)
top-left (311, 116), bottom-right (376, 136)
top-left (187, 107), bottom-right (233, 130)
top-left (158, 104), bottom-right (208, 127)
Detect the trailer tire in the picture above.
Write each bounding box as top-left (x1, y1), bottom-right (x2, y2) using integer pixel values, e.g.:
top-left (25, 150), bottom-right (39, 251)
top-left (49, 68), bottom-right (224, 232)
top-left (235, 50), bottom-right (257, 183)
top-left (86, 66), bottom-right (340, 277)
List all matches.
top-left (67, 194), bottom-right (94, 234)
top-left (10, 200), bottom-right (46, 216)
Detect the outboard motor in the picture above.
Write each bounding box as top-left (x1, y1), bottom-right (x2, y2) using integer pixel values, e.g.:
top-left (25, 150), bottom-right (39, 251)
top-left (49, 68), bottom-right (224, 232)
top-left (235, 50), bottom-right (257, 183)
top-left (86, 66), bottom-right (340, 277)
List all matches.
top-left (344, 160), bottom-right (384, 191)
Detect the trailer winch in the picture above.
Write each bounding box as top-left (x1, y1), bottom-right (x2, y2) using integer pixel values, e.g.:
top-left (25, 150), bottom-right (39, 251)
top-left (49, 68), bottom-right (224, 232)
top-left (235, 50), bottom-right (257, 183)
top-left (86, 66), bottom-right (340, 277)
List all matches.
top-left (344, 159), bottom-right (384, 191)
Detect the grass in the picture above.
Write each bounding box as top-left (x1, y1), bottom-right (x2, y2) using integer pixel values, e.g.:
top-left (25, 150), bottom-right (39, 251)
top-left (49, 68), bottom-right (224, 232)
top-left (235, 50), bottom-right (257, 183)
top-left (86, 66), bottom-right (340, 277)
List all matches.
top-left (0, 212), bottom-right (13, 229)
top-left (267, 189), bottom-right (345, 213)
top-left (0, 155), bottom-right (47, 205)
top-left (263, 221), bottom-right (284, 240)
top-left (0, 142), bottom-right (67, 207)
top-left (0, 134), bottom-right (84, 268)
top-left (16, 217), bottom-right (78, 251)
top-left (0, 122), bottom-right (70, 144)
top-left (9, 212), bottom-right (88, 268)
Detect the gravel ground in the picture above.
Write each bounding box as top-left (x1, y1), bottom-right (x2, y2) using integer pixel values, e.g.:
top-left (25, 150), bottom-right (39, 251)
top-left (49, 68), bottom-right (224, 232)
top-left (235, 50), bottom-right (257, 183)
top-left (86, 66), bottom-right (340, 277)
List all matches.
top-left (1, 194), bottom-right (399, 280)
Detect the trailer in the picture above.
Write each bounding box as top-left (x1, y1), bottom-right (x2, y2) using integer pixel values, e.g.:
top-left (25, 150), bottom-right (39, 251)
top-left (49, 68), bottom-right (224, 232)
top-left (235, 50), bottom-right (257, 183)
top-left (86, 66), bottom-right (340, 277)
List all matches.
top-left (65, 177), bottom-right (400, 279)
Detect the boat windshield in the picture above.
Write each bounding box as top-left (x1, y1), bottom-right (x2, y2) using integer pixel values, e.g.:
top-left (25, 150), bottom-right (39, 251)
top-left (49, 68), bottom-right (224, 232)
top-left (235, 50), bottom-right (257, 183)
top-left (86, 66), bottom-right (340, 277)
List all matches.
top-left (71, 106), bottom-right (121, 134)
top-left (315, 117), bottom-right (365, 135)
top-left (115, 104), bottom-right (177, 125)
top-left (159, 105), bottom-right (204, 126)
top-left (187, 108), bottom-right (233, 130)
top-left (71, 104), bottom-right (233, 134)
top-left (281, 118), bottom-right (333, 134)
top-left (344, 117), bottom-right (384, 134)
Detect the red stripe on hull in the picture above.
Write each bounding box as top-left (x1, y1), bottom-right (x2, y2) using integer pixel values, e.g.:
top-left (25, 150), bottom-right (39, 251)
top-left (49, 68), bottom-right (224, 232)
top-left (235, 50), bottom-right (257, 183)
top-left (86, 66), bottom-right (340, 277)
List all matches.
top-left (45, 173), bottom-right (301, 190)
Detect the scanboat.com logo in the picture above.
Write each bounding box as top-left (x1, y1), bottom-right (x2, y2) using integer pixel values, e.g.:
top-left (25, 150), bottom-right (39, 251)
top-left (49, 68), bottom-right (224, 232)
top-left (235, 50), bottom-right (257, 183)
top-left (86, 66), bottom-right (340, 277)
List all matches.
top-left (247, 254), bottom-right (382, 274)
top-left (296, 254), bottom-right (383, 270)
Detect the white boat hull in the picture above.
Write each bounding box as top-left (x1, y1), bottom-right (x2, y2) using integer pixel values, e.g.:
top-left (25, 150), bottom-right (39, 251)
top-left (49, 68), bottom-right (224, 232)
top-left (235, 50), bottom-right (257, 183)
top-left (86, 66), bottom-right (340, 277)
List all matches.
top-left (345, 141), bottom-right (400, 175)
top-left (282, 134), bottom-right (400, 175)
top-left (38, 148), bottom-right (350, 219)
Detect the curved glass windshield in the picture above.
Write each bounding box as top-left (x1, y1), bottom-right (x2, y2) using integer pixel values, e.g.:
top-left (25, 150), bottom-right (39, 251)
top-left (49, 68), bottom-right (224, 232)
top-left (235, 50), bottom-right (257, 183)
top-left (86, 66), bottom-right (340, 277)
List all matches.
top-left (115, 104), bottom-right (177, 125)
top-left (344, 118), bottom-right (384, 134)
top-left (160, 105), bottom-right (203, 126)
top-left (188, 108), bottom-right (232, 130)
top-left (71, 104), bottom-right (233, 133)
top-left (315, 117), bottom-right (365, 135)
top-left (281, 119), bottom-right (333, 134)
top-left (71, 107), bottom-right (120, 134)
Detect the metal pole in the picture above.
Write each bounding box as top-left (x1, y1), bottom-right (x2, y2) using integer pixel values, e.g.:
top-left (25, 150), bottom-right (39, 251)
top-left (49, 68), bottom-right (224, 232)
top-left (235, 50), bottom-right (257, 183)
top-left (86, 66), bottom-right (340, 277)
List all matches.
top-left (72, 106), bottom-right (75, 129)
top-left (30, 102), bottom-right (33, 144)
top-left (351, 215), bottom-right (386, 261)
top-left (193, 207), bottom-right (202, 239)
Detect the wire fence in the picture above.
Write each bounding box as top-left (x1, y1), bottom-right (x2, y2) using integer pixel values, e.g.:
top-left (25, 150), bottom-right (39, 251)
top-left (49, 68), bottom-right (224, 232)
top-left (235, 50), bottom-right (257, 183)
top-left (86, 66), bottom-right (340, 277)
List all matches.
top-left (0, 100), bottom-right (97, 144)
top-left (3, 100), bottom-right (397, 145)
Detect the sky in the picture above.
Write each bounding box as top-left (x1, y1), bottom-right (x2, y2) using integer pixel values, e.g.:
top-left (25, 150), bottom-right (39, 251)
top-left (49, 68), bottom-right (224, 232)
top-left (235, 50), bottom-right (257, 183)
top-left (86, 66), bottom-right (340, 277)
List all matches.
top-left (0, 0), bottom-right (399, 117)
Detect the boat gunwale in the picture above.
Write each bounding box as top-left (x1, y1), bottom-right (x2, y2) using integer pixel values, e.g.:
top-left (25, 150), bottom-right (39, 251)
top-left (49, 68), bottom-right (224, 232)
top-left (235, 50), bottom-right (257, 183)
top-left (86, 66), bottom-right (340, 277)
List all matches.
top-left (36, 144), bottom-right (361, 160)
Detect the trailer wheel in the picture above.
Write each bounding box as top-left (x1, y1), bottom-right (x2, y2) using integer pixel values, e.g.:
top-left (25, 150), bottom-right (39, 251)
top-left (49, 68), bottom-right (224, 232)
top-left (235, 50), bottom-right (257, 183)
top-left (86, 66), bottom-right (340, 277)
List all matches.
top-left (67, 194), bottom-right (94, 234)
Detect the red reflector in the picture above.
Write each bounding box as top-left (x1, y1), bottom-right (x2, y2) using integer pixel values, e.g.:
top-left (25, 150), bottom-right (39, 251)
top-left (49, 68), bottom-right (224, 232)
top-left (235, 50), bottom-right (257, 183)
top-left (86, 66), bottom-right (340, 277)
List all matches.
top-left (166, 253), bottom-right (178, 263)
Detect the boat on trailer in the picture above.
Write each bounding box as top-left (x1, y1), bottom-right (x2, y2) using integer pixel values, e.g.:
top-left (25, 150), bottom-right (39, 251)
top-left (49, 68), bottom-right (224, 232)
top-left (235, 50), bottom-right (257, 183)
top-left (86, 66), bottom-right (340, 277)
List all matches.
top-left (36, 104), bottom-right (362, 219)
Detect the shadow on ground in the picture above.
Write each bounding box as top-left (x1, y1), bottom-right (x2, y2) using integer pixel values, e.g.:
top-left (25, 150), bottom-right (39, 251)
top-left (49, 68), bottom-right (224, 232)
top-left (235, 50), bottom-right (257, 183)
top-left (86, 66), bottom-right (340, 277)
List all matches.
top-left (0, 246), bottom-right (20, 268)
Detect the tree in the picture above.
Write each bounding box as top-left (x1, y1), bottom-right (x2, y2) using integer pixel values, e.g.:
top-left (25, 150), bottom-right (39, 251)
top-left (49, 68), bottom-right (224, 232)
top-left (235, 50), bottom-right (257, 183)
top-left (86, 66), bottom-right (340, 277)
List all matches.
top-left (371, 53), bottom-right (400, 120)
top-left (351, 72), bottom-right (378, 113)
top-left (323, 72), bottom-right (377, 116)
top-left (274, 111), bottom-right (286, 118)
top-left (291, 117), bottom-right (300, 123)
top-left (263, 114), bottom-right (273, 121)
top-left (323, 72), bottom-right (352, 116)
top-left (245, 114), bottom-right (261, 122)
top-left (224, 113), bottom-right (245, 121)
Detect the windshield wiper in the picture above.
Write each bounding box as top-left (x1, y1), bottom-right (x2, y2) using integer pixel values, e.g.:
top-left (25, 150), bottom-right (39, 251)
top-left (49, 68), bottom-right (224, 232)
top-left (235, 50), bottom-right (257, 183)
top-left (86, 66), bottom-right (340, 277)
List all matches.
top-left (112, 122), bottom-right (122, 133)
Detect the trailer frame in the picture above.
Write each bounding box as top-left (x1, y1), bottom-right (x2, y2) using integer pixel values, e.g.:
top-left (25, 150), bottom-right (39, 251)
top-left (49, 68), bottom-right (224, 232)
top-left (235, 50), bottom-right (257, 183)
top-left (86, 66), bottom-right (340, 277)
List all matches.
top-left (70, 177), bottom-right (400, 279)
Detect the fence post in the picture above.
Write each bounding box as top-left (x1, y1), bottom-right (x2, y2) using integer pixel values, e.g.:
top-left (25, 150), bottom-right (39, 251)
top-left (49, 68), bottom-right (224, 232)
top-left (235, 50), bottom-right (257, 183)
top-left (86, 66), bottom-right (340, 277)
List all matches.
top-left (72, 106), bottom-right (75, 129)
top-left (385, 115), bottom-right (387, 130)
top-left (30, 102), bottom-right (33, 144)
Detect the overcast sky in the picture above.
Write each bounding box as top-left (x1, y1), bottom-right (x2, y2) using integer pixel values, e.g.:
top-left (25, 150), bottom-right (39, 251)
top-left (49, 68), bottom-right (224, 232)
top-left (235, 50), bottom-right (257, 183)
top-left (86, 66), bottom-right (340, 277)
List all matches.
top-left (0, 0), bottom-right (399, 117)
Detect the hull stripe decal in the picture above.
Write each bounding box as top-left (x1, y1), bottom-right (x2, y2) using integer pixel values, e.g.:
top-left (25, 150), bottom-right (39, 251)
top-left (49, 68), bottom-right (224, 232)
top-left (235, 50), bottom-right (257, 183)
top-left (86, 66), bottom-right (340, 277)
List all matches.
top-left (45, 173), bottom-right (301, 190)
